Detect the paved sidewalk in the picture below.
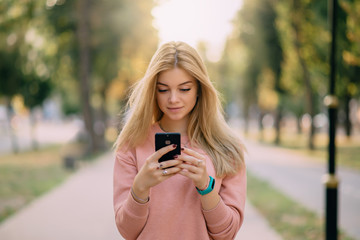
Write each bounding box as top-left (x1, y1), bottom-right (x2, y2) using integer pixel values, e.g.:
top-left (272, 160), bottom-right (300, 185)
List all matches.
top-left (0, 152), bottom-right (282, 240)
top-left (243, 138), bottom-right (360, 239)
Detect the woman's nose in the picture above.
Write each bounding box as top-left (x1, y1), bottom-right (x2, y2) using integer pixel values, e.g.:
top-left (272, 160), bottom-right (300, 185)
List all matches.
top-left (169, 91), bottom-right (179, 103)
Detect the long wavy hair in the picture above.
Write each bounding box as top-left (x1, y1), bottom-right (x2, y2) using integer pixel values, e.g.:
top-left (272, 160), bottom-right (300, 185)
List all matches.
top-left (115, 41), bottom-right (245, 177)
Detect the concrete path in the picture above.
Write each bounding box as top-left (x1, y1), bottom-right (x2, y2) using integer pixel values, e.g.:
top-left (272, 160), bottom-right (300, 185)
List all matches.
top-left (237, 202), bottom-right (282, 240)
top-left (0, 152), bottom-right (120, 240)
top-left (0, 151), bottom-right (282, 240)
top-left (244, 139), bottom-right (360, 240)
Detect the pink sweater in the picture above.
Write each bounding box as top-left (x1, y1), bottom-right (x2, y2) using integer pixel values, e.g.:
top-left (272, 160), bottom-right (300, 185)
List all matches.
top-left (113, 123), bottom-right (246, 240)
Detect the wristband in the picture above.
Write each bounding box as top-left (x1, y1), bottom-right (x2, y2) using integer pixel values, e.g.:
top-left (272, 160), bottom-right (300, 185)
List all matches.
top-left (196, 176), bottom-right (215, 195)
top-left (131, 187), bottom-right (149, 204)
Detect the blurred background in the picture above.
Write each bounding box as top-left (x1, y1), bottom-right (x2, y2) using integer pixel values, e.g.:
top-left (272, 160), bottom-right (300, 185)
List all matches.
top-left (0, 0), bottom-right (360, 239)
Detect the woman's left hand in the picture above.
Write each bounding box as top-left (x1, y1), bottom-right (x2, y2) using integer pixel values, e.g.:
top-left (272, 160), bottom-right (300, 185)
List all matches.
top-left (177, 147), bottom-right (209, 190)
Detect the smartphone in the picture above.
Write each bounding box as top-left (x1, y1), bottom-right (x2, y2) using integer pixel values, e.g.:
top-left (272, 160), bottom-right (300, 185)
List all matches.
top-left (155, 133), bottom-right (181, 162)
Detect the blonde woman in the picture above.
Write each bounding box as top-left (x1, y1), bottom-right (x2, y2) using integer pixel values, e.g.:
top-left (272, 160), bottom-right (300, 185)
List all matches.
top-left (113, 41), bottom-right (246, 240)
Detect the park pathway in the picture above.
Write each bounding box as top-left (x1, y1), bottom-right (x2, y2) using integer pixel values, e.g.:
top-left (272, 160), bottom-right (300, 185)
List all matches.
top-left (0, 151), bottom-right (282, 240)
top-left (0, 152), bottom-right (120, 240)
top-left (244, 139), bottom-right (360, 240)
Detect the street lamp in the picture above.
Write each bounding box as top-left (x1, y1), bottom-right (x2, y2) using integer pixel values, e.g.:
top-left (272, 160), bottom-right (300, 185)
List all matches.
top-left (323, 0), bottom-right (339, 239)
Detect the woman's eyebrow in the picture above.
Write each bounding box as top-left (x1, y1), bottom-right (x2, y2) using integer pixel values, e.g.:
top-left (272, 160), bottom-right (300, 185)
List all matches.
top-left (179, 81), bottom-right (193, 86)
top-left (156, 81), bottom-right (193, 87)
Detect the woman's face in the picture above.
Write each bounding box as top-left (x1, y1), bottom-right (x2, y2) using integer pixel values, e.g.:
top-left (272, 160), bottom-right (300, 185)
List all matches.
top-left (156, 67), bottom-right (198, 123)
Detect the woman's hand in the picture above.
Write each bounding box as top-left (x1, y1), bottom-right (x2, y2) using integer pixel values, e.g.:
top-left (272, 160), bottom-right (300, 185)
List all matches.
top-left (178, 147), bottom-right (220, 210)
top-left (132, 144), bottom-right (182, 201)
top-left (177, 147), bottom-right (209, 190)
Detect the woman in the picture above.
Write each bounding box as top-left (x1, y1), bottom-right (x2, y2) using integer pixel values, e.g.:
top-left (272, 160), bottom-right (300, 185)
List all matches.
top-left (113, 41), bottom-right (246, 240)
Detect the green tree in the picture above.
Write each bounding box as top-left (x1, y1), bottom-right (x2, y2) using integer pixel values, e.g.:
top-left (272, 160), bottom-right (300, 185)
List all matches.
top-left (338, 0), bottom-right (360, 137)
top-left (276, 0), bottom-right (329, 150)
top-left (257, 0), bottom-right (284, 145)
top-left (0, 50), bottom-right (23, 153)
top-left (219, 39), bottom-right (247, 123)
top-left (233, 0), bottom-right (266, 137)
top-left (46, 0), bottom-right (158, 153)
top-left (0, 0), bottom-right (53, 152)
top-left (229, 0), bottom-right (283, 142)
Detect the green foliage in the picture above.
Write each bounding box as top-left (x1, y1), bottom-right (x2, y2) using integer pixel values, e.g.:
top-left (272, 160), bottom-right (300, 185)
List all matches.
top-left (277, 0), bottom-right (329, 103)
top-left (21, 75), bottom-right (52, 109)
top-left (0, 0), bottom-right (54, 109)
top-left (336, 0), bottom-right (360, 112)
top-left (228, 0), bottom-right (284, 114)
top-left (0, 50), bottom-right (24, 97)
top-left (218, 39), bottom-right (247, 108)
top-left (44, 0), bottom-right (158, 116)
top-left (0, 0), bottom-right (158, 115)
top-left (220, 0), bottom-right (360, 144)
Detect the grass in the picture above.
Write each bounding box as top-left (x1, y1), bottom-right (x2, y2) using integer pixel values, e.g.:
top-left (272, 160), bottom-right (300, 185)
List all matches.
top-left (244, 127), bottom-right (360, 171)
top-left (0, 145), bottom-right (73, 223)
top-left (247, 171), bottom-right (354, 240)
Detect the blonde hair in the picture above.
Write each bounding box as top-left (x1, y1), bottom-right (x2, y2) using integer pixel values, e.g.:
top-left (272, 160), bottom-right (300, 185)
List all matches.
top-left (115, 41), bottom-right (245, 177)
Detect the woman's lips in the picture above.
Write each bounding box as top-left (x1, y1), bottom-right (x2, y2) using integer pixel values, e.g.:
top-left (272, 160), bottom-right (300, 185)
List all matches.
top-left (168, 107), bottom-right (183, 112)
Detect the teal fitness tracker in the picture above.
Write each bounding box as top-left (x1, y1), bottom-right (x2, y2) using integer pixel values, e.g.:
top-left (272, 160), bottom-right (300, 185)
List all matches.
top-left (196, 176), bottom-right (215, 195)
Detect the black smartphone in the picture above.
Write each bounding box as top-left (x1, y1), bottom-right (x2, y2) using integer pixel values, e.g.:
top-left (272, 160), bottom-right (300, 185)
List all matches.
top-left (155, 133), bottom-right (181, 162)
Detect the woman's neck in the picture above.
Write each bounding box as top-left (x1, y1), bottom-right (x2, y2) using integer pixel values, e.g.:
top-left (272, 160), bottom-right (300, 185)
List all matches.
top-left (159, 118), bottom-right (188, 136)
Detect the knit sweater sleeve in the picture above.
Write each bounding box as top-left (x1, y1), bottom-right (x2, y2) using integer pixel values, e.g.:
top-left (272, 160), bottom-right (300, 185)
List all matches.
top-left (113, 149), bottom-right (149, 240)
top-left (202, 165), bottom-right (247, 240)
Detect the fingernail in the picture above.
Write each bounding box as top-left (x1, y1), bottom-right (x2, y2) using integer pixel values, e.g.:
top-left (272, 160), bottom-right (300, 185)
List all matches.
top-left (173, 144), bottom-right (177, 148)
top-left (159, 163), bottom-right (163, 168)
top-left (181, 147), bottom-right (184, 151)
top-left (174, 155), bottom-right (178, 159)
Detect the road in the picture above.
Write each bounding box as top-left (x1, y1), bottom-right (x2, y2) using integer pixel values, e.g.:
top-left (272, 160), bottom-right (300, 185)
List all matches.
top-left (244, 139), bottom-right (360, 239)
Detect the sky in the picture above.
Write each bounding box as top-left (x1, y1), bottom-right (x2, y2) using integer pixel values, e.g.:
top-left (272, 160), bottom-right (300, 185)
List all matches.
top-left (152, 0), bottom-right (243, 62)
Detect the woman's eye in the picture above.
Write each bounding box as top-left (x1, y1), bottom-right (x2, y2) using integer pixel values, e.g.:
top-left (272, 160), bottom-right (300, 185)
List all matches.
top-left (158, 89), bottom-right (168, 93)
top-left (180, 88), bottom-right (191, 92)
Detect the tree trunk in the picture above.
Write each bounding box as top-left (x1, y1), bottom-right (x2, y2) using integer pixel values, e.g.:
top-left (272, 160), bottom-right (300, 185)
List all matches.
top-left (344, 93), bottom-right (352, 137)
top-left (97, 84), bottom-right (108, 148)
top-left (77, 0), bottom-right (98, 154)
top-left (5, 98), bottom-right (19, 154)
top-left (297, 53), bottom-right (315, 149)
top-left (297, 114), bottom-right (302, 134)
top-left (291, 0), bottom-right (315, 150)
top-left (243, 101), bottom-right (250, 135)
top-left (29, 110), bottom-right (38, 150)
top-left (258, 110), bottom-right (265, 141)
top-left (274, 106), bottom-right (282, 145)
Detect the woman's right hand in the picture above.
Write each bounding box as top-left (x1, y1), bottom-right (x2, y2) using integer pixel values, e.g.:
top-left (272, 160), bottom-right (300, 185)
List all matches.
top-left (132, 144), bottom-right (182, 201)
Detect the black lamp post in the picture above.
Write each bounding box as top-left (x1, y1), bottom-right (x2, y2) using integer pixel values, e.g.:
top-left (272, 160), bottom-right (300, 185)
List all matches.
top-left (323, 0), bottom-right (339, 239)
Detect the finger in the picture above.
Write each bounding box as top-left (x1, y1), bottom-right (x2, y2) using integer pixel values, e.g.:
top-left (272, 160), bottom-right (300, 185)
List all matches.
top-left (158, 159), bottom-right (182, 169)
top-left (177, 154), bottom-right (204, 167)
top-left (159, 166), bottom-right (182, 177)
top-left (179, 163), bottom-right (201, 174)
top-left (149, 144), bottom-right (177, 163)
top-left (181, 147), bottom-right (206, 160)
top-left (178, 168), bottom-right (197, 179)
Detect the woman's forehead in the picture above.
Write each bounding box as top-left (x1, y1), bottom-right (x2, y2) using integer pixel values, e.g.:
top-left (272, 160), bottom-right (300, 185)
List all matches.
top-left (157, 68), bottom-right (196, 85)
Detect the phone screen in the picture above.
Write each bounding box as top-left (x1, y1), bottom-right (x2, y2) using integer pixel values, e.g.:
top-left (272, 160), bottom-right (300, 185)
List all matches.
top-left (155, 133), bottom-right (181, 162)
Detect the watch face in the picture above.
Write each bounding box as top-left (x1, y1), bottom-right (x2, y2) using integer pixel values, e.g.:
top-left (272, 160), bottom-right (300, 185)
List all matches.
top-left (211, 178), bottom-right (215, 189)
